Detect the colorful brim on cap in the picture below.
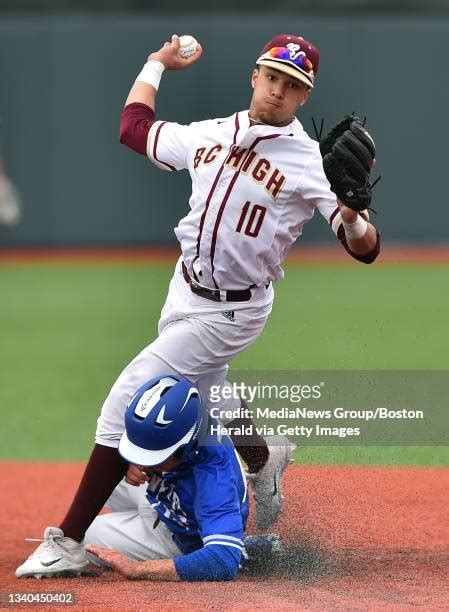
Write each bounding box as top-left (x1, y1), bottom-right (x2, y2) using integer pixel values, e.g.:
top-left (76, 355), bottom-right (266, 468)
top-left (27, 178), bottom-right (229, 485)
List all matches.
top-left (257, 45), bottom-right (316, 88)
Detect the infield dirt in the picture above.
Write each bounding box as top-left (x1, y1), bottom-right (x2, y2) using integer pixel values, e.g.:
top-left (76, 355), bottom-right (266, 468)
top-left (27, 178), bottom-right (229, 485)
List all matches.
top-left (1, 462), bottom-right (448, 610)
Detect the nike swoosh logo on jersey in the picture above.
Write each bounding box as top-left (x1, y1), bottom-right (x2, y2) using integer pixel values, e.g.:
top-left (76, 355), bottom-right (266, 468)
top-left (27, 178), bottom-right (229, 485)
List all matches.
top-left (40, 557), bottom-right (63, 567)
top-left (156, 405), bottom-right (172, 426)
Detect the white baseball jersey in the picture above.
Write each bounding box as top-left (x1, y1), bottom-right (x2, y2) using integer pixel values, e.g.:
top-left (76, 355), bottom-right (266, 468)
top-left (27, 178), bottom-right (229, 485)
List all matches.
top-left (147, 110), bottom-right (340, 291)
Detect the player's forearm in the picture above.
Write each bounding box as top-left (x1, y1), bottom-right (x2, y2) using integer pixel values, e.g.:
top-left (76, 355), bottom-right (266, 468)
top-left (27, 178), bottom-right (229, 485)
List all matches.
top-left (119, 60), bottom-right (163, 154)
top-left (174, 543), bottom-right (241, 581)
top-left (336, 202), bottom-right (380, 263)
top-left (345, 222), bottom-right (378, 255)
top-left (85, 545), bottom-right (180, 580)
top-left (134, 558), bottom-right (180, 581)
top-left (120, 36), bottom-right (202, 156)
top-left (123, 34), bottom-right (202, 113)
top-left (125, 80), bottom-right (157, 110)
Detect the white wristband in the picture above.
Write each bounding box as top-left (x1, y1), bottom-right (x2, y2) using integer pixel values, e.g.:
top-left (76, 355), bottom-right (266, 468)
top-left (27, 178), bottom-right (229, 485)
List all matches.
top-left (342, 216), bottom-right (368, 240)
top-left (136, 61), bottom-right (165, 90)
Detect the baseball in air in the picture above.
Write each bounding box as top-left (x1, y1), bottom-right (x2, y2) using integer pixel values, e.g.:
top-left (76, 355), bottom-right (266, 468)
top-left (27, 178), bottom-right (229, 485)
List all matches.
top-left (179, 35), bottom-right (198, 58)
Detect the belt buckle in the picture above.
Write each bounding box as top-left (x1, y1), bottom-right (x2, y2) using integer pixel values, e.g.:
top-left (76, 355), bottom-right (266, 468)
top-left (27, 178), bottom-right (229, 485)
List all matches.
top-left (189, 278), bottom-right (202, 292)
top-left (189, 279), bottom-right (221, 302)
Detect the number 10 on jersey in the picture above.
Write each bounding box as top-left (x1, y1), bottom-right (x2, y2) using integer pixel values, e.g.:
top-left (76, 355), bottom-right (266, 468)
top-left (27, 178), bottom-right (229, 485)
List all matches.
top-left (235, 202), bottom-right (267, 238)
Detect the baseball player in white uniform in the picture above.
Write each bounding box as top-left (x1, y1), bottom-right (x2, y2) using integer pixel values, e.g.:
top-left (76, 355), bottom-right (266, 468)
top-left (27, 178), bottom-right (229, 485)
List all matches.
top-left (16, 32), bottom-right (380, 579)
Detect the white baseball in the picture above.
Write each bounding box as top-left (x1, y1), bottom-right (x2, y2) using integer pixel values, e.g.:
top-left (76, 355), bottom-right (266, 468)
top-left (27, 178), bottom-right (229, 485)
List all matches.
top-left (179, 35), bottom-right (198, 58)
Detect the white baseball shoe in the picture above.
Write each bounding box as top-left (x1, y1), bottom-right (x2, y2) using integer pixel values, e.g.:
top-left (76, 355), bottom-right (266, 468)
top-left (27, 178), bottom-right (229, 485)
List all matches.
top-left (15, 527), bottom-right (89, 578)
top-left (247, 436), bottom-right (296, 530)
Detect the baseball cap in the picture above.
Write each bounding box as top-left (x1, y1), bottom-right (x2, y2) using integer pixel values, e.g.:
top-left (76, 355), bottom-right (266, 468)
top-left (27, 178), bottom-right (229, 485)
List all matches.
top-left (256, 34), bottom-right (320, 88)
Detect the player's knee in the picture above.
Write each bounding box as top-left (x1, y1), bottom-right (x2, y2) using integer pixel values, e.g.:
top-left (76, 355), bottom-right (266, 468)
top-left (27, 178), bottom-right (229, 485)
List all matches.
top-left (83, 514), bottom-right (122, 552)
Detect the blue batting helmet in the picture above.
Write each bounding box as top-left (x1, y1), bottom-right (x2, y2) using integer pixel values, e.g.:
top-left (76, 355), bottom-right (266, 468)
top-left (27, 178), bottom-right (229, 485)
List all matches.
top-left (118, 374), bottom-right (204, 466)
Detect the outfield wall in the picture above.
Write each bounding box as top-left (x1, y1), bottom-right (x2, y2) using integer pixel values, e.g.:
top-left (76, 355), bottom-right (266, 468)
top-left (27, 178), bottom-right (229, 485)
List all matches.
top-left (0, 15), bottom-right (447, 246)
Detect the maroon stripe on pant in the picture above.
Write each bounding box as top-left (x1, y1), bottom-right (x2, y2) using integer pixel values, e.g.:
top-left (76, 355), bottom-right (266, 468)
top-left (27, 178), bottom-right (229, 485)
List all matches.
top-left (152, 122), bottom-right (177, 172)
top-left (210, 133), bottom-right (284, 286)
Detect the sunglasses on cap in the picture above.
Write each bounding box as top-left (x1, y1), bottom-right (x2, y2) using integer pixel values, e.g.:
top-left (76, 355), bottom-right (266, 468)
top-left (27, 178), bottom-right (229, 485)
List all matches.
top-left (266, 46), bottom-right (314, 73)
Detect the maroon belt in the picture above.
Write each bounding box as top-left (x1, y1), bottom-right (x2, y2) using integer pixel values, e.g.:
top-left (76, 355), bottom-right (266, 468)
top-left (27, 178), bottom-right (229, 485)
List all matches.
top-left (182, 262), bottom-right (253, 302)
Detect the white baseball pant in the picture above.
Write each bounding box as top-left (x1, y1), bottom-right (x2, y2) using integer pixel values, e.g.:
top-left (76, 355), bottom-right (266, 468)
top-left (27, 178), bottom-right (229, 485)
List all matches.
top-left (83, 479), bottom-right (181, 564)
top-left (95, 257), bottom-right (274, 446)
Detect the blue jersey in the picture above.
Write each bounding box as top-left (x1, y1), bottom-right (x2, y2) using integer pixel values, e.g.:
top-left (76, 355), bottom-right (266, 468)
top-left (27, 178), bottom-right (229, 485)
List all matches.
top-left (145, 427), bottom-right (249, 559)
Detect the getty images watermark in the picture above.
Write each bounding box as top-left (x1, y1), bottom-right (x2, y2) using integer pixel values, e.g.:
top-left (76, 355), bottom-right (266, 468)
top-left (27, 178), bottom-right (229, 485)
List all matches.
top-left (203, 372), bottom-right (446, 445)
top-left (208, 381), bottom-right (424, 419)
top-left (209, 381), bottom-right (323, 404)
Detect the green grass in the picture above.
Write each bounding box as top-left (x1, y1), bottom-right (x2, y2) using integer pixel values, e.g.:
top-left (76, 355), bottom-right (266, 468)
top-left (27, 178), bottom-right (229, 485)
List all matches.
top-left (0, 263), bottom-right (448, 464)
top-left (234, 264), bottom-right (449, 370)
top-left (292, 446), bottom-right (448, 467)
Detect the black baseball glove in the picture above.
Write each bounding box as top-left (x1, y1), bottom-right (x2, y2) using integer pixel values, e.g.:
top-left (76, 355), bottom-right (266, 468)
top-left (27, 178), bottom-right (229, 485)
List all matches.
top-left (319, 115), bottom-right (377, 212)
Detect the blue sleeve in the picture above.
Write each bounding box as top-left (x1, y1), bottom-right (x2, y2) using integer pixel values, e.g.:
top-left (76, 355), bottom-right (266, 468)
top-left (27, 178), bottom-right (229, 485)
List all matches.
top-left (174, 543), bottom-right (241, 581)
top-left (173, 443), bottom-right (246, 581)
